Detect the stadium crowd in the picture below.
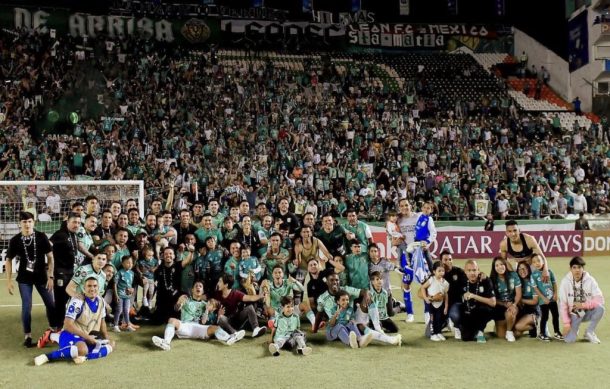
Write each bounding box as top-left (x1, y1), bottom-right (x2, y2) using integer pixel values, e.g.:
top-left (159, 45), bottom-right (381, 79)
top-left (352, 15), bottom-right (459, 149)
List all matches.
top-left (1, 29), bottom-right (609, 222)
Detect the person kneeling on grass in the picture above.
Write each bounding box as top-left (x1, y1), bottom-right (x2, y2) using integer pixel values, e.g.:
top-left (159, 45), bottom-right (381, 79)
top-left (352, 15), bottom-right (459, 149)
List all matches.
top-left (152, 280), bottom-right (245, 351)
top-left (35, 277), bottom-right (114, 366)
top-left (269, 296), bottom-right (313, 356)
top-left (559, 256), bottom-right (605, 344)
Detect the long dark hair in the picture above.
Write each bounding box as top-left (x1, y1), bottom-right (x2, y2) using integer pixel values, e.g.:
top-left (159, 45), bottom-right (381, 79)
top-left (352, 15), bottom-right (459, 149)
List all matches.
top-left (490, 256), bottom-right (514, 295)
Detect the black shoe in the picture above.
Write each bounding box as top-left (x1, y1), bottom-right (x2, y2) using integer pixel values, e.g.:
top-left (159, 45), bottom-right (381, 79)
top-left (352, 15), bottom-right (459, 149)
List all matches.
top-left (529, 328), bottom-right (537, 338)
top-left (23, 337), bottom-right (34, 348)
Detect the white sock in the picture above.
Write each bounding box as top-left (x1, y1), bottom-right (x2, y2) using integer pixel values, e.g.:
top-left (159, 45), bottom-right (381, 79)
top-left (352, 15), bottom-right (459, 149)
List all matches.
top-left (306, 310), bottom-right (315, 325)
top-left (370, 329), bottom-right (394, 344)
top-left (50, 332), bottom-right (60, 343)
top-left (214, 328), bottom-right (230, 342)
top-left (164, 324), bottom-right (176, 344)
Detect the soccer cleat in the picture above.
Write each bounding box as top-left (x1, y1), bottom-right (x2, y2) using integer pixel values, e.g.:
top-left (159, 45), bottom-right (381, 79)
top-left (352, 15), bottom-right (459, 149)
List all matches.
top-left (406, 314), bottom-right (415, 323)
top-left (37, 329), bottom-right (53, 349)
top-left (505, 331), bottom-right (516, 342)
top-left (23, 337), bottom-right (34, 348)
top-left (299, 346), bottom-right (313, 356)
top-left (34, 354), bottom-right (49, 366)
top-left (394, 334), bottom-right (403, 347)
top-left (348, 331), bottom-right (358, 349)
top-left (454, 328), bottom-right (462, 340)
top-left (358, 332), bottom-right (374, 348)
top-left (584, 332), bottom-right (601, 344)
top-left (554, 333), bottom-right (564, 341)
top-left (537, 334), bottom-right (551, 342)
top-left (268, 343), bottom-right (280, 356)
top-left (73, 356), bottom-right (87, 365)
top-left (476, 331), bottom-right (486, 343)
top-left (252, 326), bottom-right (267, 338)
top-left (152, 336), bottom-right (171, 351)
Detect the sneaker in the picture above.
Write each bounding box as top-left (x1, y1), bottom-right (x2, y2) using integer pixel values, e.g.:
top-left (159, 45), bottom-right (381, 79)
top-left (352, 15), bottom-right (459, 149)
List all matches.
top-left (358, 332), bottom-right (374, 348)
top-left (125, 325), bottom-right (136, 332)
top-left (37, 329), bottom-right (53, 349)
top-left (505, 331), bottom-right (516, 342)
top-left (252, 326), bottom-right (267, 338)
top-left (268, 343), bottom-right (280, 356)
top-left (438, 334), bottom-right (446, 341)
top-left (584, 332), bottom-right (601, 344)
top-left (406, 314), bottom-right (415, 323)
top-left (454, 328), bottom-right (462, 340)
top-left (448, 318), bottom-right (454, 331)
top-left (34, 354), bottom-right (49, 366)
top-left (424, 312), bottom-right (430, 324)
top-left (430, 334), bottom-right (441, 342)
top-left (554, 333), bottom-right (564, 341)
top-left (152, 336), bottom-right (171, 351)
top-left (348, 331), bottom-right (358, 349)
top-left (234, 330), bottom-right (246, 342)
top-left (112, 326), bottom-right (121, 333)
top-left (298, 346), bottom-right (313, 356)
top-left (538, 334), bottom-right (551, 342)
top-left (476, 331), bottom-right (486, 343)
top-left (23, 337), bottom-right (34, 348)
top-left (226, 334), bottom-right (239, 346)
top-left (73, 356), bottom-right (87, 365)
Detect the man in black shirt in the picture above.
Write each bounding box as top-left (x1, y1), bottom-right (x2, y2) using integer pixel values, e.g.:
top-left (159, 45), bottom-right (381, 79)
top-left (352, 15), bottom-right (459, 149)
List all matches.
top-left (459, 260), bottom-right (496, 343)
top-left (173, 209), bottom-right (197, 245)
top-left (153, 247), bottom-right (193, 324)
top-left (306, 258), bottom-right (335, 312)
top-left (440, 250), bottom-right (467, 339)
top-left (273, 197), bottom-right (299, 237)
top-left (6, 212), bottom-right (56, 347)
top-left (50, 212), bottom-right (82, 330)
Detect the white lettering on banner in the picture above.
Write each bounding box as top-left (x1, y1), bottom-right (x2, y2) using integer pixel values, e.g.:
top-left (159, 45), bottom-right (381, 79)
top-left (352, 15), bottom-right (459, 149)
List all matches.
top-left (584, 236), bottom-right (610, 252)
top-left (536, 234), bottom-right (582, 254)
top-left (66, 14), bottom-right (173, 41)
top-left (14, 8), bottom-right (50, 33)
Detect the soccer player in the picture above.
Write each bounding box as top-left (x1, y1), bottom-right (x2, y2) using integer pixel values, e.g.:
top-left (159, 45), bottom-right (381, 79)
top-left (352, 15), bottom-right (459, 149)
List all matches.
top-left (34, 277), bottom-right (114, 366)
top-left (152, 280), bottom-right (245, 351)
top-left (499, 220), bottom-right (549, 279)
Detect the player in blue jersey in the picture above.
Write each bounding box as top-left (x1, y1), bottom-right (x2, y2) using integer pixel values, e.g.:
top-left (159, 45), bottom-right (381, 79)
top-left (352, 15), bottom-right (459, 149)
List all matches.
top-left (34, 277), bottom-right (114, 366)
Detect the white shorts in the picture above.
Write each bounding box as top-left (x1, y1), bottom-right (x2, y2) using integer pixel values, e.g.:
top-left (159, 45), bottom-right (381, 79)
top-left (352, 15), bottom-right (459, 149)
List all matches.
top-left (354, 305), bottom-right (369, 325)
top-left (176, 322), bottom-right (211, 340)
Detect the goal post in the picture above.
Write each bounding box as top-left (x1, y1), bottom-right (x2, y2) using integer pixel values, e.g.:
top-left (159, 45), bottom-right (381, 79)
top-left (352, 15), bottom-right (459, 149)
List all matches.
top-left (0, 180), bottom-right (145, 273)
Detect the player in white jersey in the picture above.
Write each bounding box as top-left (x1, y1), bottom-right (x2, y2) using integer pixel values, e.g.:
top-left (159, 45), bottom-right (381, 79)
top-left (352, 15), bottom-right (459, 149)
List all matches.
top-left (152, 280), bottom-right (245, 351)
top-left (34, 277), bottom-right (114, 366)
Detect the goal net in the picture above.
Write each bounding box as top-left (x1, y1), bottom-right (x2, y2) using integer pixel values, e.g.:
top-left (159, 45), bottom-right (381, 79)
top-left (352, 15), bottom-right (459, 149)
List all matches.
top-left (0, 180), bottom-right (144, 273)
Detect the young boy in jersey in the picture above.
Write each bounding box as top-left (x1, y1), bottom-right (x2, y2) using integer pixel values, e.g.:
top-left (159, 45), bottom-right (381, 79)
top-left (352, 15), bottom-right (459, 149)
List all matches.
top-left (196, 236), bottom-right (224, 295)
top-left (239, 244), bottom-right (263, 295)
top-left (113, 256), bottom-right (136, 332)
top-left (326, 290), bottom-right (374, 349)
top-left (269, 296), bottom-right (313, 356)
top-left (137, 245), bottom-right (158, 314)
top-left (152, 280), bottom-right (245, 351)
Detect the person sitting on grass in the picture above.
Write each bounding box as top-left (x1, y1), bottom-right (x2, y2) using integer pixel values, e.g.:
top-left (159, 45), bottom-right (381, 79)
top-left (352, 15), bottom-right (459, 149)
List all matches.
top-left (34, 277), bottom-right (114, 366)
top-left (152, 280), bottom-right (245, 351)
top-left (559, 256), bottom-right (605, 344)
top-left (268, 296), bottom-right (313, 357)
top-left (490, 256), bottom-right (521, 342)
top-left (326, 290), bottom-right (374, 349)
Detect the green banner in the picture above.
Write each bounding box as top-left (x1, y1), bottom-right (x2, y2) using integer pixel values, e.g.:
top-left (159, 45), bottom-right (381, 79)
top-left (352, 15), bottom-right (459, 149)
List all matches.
top-left (1, 7), bottom-right (219, 45)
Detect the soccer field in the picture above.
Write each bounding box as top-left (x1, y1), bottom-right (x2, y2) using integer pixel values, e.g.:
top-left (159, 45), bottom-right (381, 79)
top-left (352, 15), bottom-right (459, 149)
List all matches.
top-left (0, 257), bottom-right (608, 389)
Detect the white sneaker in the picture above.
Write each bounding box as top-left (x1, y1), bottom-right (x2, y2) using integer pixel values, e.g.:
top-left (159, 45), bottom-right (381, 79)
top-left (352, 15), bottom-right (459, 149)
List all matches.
top-left (454, 328), bottom-right (462, 340)
top-left (505, 331), bottom-right (516, 342)
top-left (252, 326), bottom-right (267, 338)
top-left (268, 343), bottom-right (280, 356)
top-left (430, 334), bottom-right (441, 342)
top-left (112, 326), bottom-right (121, 333)
top-left (348, 331), bottom-right (358, 349)
top-left (584, 332), bottom-right (601, 344)
top-left (438, 334), bottom-right (446, 341)
top-left (424, 312), bottom-right (430, 324)
top-left (406, 314), bottom-right (415, 323)
top-left (73, 356), bottom-right (87, 365)
top-left (34, 354), bottom-right (49, 366)
top-left (234, 330), bottom-right (246, 342)
top-left (393, 334), bottom-right (403, 347)
top-left (358, 332), bottom-right (374, 348)
top-left (298, 346), bottom-right (313, 356)
top-left (448, 318), bottom-right (454, 331)
top-left (152, 336), bottom-right (170, 351)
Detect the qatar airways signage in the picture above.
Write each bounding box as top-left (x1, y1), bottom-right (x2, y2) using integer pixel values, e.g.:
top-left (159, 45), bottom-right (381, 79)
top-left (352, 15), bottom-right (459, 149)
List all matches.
top-left (371, 230), bottom-right (588, 259)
